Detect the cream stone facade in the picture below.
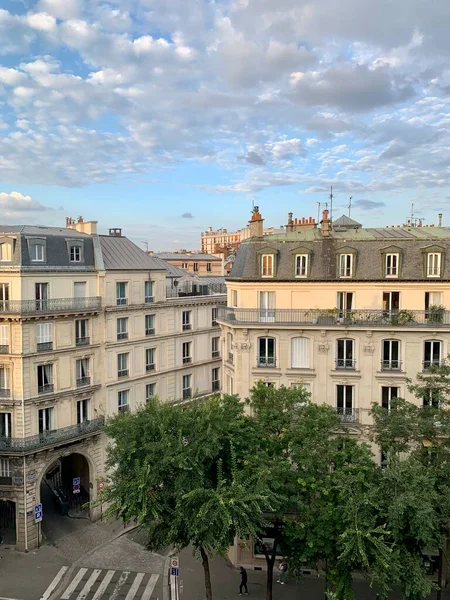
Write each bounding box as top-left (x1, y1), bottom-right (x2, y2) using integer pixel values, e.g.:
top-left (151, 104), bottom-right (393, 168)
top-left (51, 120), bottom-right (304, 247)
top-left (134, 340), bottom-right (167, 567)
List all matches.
top-left (0, 219), bottom-right (225, 551)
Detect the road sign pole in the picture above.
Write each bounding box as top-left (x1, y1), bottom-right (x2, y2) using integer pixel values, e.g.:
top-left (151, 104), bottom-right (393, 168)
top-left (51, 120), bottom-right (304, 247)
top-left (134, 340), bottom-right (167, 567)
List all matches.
top-left (38, 521), bottom-right (40, 549)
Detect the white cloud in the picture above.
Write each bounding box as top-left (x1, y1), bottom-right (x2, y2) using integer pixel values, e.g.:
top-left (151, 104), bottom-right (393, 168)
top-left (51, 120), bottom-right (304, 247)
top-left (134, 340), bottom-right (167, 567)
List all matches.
top-left (37, 0), bottom-right (84, 20)
top-left (26, 12), bottom-right (57, 32)
top-left (0, 191), bottom-right (50, 212)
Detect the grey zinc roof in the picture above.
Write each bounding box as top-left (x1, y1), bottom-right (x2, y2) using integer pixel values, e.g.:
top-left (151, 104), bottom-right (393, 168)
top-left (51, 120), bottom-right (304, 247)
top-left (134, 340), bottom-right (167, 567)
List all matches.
top-left (157, 259), bottom-right (187, 278)
top-left (155, 252), bottom-right (221, 261)
top-left (99, 236), bottom-right (168, 271)
top-left (332, 214), bottom-right (362, 228)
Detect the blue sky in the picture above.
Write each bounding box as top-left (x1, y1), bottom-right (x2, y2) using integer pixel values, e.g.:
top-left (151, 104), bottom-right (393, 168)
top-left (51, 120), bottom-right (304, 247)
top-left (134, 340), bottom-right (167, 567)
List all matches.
top-left (1, 0), bottom-right (450, 249)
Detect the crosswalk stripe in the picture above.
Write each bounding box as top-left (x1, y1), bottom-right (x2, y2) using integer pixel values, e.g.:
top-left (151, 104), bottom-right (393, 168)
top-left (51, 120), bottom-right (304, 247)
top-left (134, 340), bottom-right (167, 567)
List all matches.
top-left (91, 570), bottom-right (115, 600)
top-left (75, 569), bottom-right (102, 600)
top-left (40, 566), bottom-right (69, 600)
top-left (141, 574), bottom-right (159, 600)
top-left (109, 571), bottom-right (130, 600)
top-left (61, 568), bottom-right (88, 600)
top-left (124, 572), bottom-right (145, 600)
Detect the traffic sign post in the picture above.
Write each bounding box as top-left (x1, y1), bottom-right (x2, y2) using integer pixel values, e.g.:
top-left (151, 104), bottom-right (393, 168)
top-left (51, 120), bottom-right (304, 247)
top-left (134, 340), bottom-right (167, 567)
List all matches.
top-left (73, 477), bottom-right (81, 495)
top-left (170, 557), bottom-right (180, 600)
top-left (34, 503), bottom-right (43, 549)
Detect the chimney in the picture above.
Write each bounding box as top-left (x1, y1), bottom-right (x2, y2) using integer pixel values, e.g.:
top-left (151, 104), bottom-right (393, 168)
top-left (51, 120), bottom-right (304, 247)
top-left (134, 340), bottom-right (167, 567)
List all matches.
top-left (287, 212), bottom-right (294, 231)
top-left (65, 216), bottom-right (97, 234)
top-left (248, 206), bottom-right (264, 238)
top-left (320, 209), bottom-right (331, 237)
top-left (109, 228), bottom-right (122, 237)
top-left (438, 213), bottom-right (443, 227)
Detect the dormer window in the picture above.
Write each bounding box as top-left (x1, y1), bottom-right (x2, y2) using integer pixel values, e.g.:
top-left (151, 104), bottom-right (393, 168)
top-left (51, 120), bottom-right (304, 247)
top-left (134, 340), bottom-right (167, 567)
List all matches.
top-left (31, 243), bottom-right (44, 262)
top-left (339, 254), bottom-right (353, 278)
top-left (427, 253), bottom-right (441, 278)
top-left (262, 254), bottom-right (274, 278)
top-left (385, 253), bottom-right (399, 278)
top-left (0, 242), bottom-right (11, 262)
top-left (295, 254), bottom-right (308, 278)
top-left (70, 246), bottom-right (81, 262)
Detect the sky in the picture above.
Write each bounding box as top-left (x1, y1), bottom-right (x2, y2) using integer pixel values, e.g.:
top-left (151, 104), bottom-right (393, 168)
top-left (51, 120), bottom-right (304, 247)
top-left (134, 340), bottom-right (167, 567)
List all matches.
top-left (0, 0), bottom-right (450, 250)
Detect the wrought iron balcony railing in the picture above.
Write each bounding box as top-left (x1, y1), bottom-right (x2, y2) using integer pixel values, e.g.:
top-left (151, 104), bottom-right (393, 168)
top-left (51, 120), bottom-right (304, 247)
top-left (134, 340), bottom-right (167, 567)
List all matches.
top-left (423, 360), bottom-right (444, 371)
top-left (76, 337), bottom-right (90, 347)
top-left (0, 389), bottom-right (10, 398)
top-left (335, 359), bottom-right (357, 370)
top-left (37, 342), bottom-right (53, 352)
top-left (0, 417), bottom-right (104, 453)
top-left (218, 307), bottom-right (450, 328)
top-left (38, 383), bottom-right (54, 394)
top-left (212, 380), bottom-right (221, 392)
top-left (336, 408), bottom-right (359, 423)
top-left (76, 377), bottom-right (91, 388)
top-left (0, 297), bottom-right (102, 315)
top-left (381, 360), bottom-right (402, 371)
top-left (257, 356), bottom-right (277, 368)
top-left (0, 345), bottom-right (9, 354)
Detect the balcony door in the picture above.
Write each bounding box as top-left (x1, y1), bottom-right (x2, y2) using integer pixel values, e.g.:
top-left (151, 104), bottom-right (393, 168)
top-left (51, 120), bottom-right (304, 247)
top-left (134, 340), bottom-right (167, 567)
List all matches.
top-left (336, 385), bottom-right (354, 419)
top-left (35, 283), bottom-right (49, 310)
top-left (259, 291), bottom-right (275, 323)
top-left (0, 283), bottom-right (9, 311)
top-left (336, 339), bottom-right (355, 369)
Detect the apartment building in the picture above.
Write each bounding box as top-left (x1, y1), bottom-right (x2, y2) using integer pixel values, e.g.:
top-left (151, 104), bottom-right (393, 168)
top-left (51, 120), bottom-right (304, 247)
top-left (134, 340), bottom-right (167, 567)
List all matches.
top-left (219, 207), bottom-right (450, 435)
top-left (201, 224), bottom-right (284, 256)
top-left (0, 219), bottom-right (225, 551)
top-left (154, 252), bottom-right (223, 276)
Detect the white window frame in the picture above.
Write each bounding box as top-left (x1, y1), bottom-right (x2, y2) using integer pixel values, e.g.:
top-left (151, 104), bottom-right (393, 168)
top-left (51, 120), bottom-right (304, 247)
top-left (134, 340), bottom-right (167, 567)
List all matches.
top-left (295, 254), bottom-right (308, 278)
top-left (0, 412), bottom-right (12, 437)
top-left (75, 319), bottom-right (89, 345)
top-left (336, 385), bottom-right (354, 418)
top-left (0, 242), bottom-right (11, 262)
top-left (427, 253), bottom-right (442, 277)
top-left (261, 254), bottom-right (274, 278)
top-left (336, 338), bottom-right (355, 369)
top-left (212, 367), bottom-right (220, 392)
top-left (182, 310), bottom-right (191, 331)
top-left (116, 317), bottom-right (128, 340)
top-left (145, 280), bottom-right (154, 303)
top-left (116, 281), bottom-right (128, 305)
top-left (182, 374), bottom-right (192, 400)
top-left (70, 245), bottom-right (82, 262)
top-left (181, 262), bottom-right (188, 269)
top-left (77, 398), bottom-right (90, 423)
top-left (258, 337), bottom-right (276, 367)
top-left (0, 457), bottom-right (11, 478)
top-left (291, 337), bottom-right (311, 369)
top-left (76, 358), bottom-right (90, 386)
top-left (118, 390), bottom-right (129, 412)
top-left (117, 352), bottom-right (129, 377)
top-left (424, 340), bottom-right (442, 370)
top-left (385, 253), bottom-right (399, 278)
top-left (38, 406), bottom-right (54, 432)
top-left (182, 341), bottom-right (191, 364)
top-left (212, 336), bottom-right (220, 358)
top-left (36, 322), bottom-right (53, 350)
top-left (231, 290), bottom-right (238, 307)
top-left (339, 254), bottom-right (353, 278)
top-left (146, 383), bottom-right (156, 400)
top-left (381, 386), bottom-right (398, 412)
top-left (31, 243), bottom-right (45, 262)
top-left (212, 307), bottom-right (218, 326)
top-left (146, 348), bottom-right (156, 371)
top-left (382, 339), bottom-right (401, 370)
top-left (145, 314), bottom-right (155, 336)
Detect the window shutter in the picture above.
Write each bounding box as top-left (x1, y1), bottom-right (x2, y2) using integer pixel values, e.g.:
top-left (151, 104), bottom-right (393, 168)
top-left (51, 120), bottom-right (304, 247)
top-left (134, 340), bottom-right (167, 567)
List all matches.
top-left (0, 325), bottom-right (8, 346)
top-left (291, 337), bottom-right (310, 368)
top-left (37, 323), bottom-right (52, 343)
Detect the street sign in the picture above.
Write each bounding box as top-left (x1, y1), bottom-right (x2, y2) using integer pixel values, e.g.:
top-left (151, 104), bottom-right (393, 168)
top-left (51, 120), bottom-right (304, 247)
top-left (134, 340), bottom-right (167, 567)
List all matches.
top-left (34, 503), bottom-right (43, 523)
top-left (171, 557), bottom-right (179, 569)
top-left (73, 477), bottom-right (81, 494)
top-left (171, 568), bottom-right (179, 576)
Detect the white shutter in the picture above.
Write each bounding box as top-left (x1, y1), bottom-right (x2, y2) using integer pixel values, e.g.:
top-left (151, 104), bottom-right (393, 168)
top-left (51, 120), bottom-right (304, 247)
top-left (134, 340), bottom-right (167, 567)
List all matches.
top-left (291, 337), bottom-right (310, 368)
top-left (37, 323), bottom-right (52, 343)
top-left (0, 325), bottom-right (8, 346)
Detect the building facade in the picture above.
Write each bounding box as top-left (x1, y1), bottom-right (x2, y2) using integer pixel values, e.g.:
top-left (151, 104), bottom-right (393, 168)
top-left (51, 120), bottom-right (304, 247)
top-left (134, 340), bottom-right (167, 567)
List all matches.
top-left (153, 252), bottom-right (223, 276)
top-left (0, 219), bottom-right (225, 551)
top-left (200, 224), bottom-right (283, 256)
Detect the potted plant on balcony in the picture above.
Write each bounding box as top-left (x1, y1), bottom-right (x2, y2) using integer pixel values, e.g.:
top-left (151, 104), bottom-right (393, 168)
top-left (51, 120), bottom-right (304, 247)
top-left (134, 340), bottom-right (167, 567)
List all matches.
top-left (317, 308), bottom-right (339, 325)
top-left (390, 310), bottom-right (415, 326)
top-left (427, 304), bottom-right (445, 324)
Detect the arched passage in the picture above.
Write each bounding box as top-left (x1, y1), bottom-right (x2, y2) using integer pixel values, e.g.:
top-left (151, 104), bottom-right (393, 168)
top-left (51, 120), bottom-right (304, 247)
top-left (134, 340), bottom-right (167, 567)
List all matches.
top-left (0, 499), bottom-right (16, 545)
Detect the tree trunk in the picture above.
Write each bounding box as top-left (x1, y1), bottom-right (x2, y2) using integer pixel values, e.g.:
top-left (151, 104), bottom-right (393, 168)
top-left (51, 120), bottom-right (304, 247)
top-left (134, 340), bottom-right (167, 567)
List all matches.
top-left (200, 546), bottom-right (213, 600)
top-left (263, 542), bottom-right (277, 600)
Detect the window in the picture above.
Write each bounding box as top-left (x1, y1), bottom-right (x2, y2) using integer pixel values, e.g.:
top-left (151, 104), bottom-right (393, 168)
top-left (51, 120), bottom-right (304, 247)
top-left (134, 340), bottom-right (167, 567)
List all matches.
top-left (35, 283), bottom-right (49, 310)
top-left (145, 281), bottom-right (154, 303)
top-left (207, 262), bottom-right (212, 272)
top-left (182, 311), bottom-right (191, 331)
top-left (339, 254), bottom-right (353, 278)
top-left (182, 374), bottom-right (192, 400)
top-left (381, 386), bottom-right (398, 412)
top-left (212, 367), bottom-right (220, 392)
top-left (0, 367), bottom-right (10, 397)
top-left (116, 282), bottom-right (128, 305)
top-left (182, 342), bottom-right (192, 364)
top-left (295, 254), bottom-right (308, 278)
top-left (212, 336), bottom-right (220, 359)
top-left (146, 383), bottom-right (156, 401)
top-left (76, 359), bottom-right (90, 387)
top-left (193, 263), bottom-right (199, 272)
top-left (74, 282), bottom-right (86, 298)
top-left (0, 283), bottom-right (9, 310)
top-left (36, 323), bottom-right (53, 351)
top-left (76, 319), bottom-right (89, 346)
top-left (337, 292), bottom-right (353, 317)
top-left (31, 243), bottom-right (44, 262)
top-left (425, 292), bottom-right (443, 313)
top-left (336, 339), bottom-right (355, 369)
top-left (77, 399), bottom-right (90, 423)
top-left (382, 340), bottom-right (401, 370)
top-left (37, 364), bottom-right (53, 394)
top-left (0, 243), bottom-right (11, 262)
top-left (423, 389), bottom-right (441, 408)
top-left (291, 337), bottom-right (310, 368)
top-left (117, 353), bottom-right (129, 377)
top-left (117, 317), bottom-right (128, 340)
top-left (227, 375), bottom-right (234, 395)
top-left (0, 457), bottom-right (12, 484)
top-left (182, 262), bottom-right (188, 269)
top-left (385, 253), bottom-right (399, 277)
top-left (258, 337), bottom-right (276, 367)
top-left (0, 324), bottom-right (8, 353)
top-left (427, 253), bottom-right (441, 277)
top-left (336, 385), bottom-right (355, 421)
top-left (231, 290), bottom-right (238, 307)
top-left (0, 412), bottom-right (11, 437)
top-left (261, 254), bottom-right (274, 277)
top-left (118, 390), bottom-right (129, 413)
top-left (212, 307), bottom-right (218, 326)
top-left (424, 340), bottom-right (442, 370)
top-left (38, 407), bottom-right (54, 433)
top-left (227, 332), bottom-right (234, 364)
top-left (70, 245), bottom-right (82, 262)
top-left (145, 314), bottom-right (155, 336)
top-left (382, 291), bottom-right (400, 312)
top-left (259, 291), bottom-right (276, 323)
top-left (146, 348), bottom-right (156, 371)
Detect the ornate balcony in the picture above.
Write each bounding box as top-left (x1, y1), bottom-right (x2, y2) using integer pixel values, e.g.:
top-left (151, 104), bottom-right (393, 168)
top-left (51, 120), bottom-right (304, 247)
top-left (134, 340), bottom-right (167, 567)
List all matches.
top-left (0, 297), bottom-right (102, 316)
top-left (336, 408), bottom-right (359, 423)
top-left (0, 417), bottom-right (104, 454)
top-left (218, 307), bottom-right (450, 328)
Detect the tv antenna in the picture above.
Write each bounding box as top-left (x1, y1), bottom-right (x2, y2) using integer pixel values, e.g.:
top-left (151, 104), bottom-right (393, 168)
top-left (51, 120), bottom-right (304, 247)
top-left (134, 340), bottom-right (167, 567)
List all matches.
top-left (316, 201), bottom-right (321, 223)
top-left (348, 196), bottom-right (353, 218)
top-left (329, 186), bottom-right (333, 222)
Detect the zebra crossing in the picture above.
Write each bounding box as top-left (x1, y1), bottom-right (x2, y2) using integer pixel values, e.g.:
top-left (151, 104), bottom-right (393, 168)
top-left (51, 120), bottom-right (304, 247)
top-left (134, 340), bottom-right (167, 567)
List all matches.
top-left (41, 567), bottom-right (161, 600)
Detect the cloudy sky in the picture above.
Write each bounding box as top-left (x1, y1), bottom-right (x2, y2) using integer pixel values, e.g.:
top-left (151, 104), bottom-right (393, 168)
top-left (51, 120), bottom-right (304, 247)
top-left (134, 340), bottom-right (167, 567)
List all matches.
top-left (1, 0), bottom-right (449, 249)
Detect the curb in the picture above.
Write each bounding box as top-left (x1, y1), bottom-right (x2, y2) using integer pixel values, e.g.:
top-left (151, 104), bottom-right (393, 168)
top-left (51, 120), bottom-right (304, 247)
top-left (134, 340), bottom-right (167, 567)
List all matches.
top-left (47, 522), bottom-right (139, 600)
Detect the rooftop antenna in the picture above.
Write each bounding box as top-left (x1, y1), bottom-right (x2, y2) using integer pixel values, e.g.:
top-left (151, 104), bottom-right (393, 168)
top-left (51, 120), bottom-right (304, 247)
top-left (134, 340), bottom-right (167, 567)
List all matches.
top-left (316, 201), bottom-right (321, 223)
top-left (329, 186), bottom-right (333, 223)
top-left (348, 196), bottom-right (353, 218)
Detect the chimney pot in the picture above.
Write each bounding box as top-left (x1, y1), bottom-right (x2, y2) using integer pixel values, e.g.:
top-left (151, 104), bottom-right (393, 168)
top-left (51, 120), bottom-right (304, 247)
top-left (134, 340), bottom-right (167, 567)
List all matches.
top-left (438, 213), bottom-right (443, 227)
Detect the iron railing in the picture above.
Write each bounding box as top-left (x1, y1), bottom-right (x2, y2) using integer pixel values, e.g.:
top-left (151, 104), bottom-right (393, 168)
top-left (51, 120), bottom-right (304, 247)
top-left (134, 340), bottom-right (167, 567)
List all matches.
top-left (336, 408), bottom-right (359, 423)
top-left (76, 337), bottom-right (90, 347)
top-left (0, 389), bottom-right (10, 398)
top-left (0, 297), bottom-right (102, 315)
top-left (335, 359), bottom-right (357, 370)
top-left (37, 342), bottom-right (53, 352)
top-left (218, 307), bottom-right (450, 327)
top-left (212, 381), bottom-right (220, 392)
top-left (0, 345), bottom-right (9, 354)
top-left (76, 377), bottom-right (91, 388)
top-left (423, 360), bottom-right (444, 371)
top-left (145, 296), bottom-right (155, 304)
top-left (145, 328), bottom-right (155, 336)
top-left (0, 417), bottom-right (104, 453)
top-left (38, 383), bottom-right (54, 394)
top-left (381, 360), bottom-right (402, 371)
top-left (257, 356), bottom-right (277, 368)
top-left (166, 283), bottom-right (227, 299)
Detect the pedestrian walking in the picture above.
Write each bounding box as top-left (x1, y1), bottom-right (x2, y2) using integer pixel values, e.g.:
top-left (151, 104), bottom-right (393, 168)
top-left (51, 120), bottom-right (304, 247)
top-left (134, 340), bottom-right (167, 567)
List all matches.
top-left (239, 566), bottom-right (248, 595)
top-left (277, 560), bottom-right (287, 584)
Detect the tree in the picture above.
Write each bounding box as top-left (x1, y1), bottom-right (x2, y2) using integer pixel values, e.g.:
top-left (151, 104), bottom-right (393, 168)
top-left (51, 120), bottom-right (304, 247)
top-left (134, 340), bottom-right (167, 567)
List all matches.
top-left (102, 394), bottom-right (274, 600)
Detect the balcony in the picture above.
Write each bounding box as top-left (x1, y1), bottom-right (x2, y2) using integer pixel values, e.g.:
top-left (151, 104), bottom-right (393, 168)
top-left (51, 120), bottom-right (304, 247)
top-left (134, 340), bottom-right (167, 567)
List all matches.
top-left (76, 337), bottom-right (90, 347)
top-left (0, 297), bottom-right (102, 315)
top-left (0, 417), bottom-right (104, 454)
top-left (0, 345), bottom-right (9, 354)
top-left (257, 356), bottom-right (277, 368)
top-left (37, 342), bottom-right (53, 352)
top-left (146, 364), bottom-right (156, 372)
top-left (116, 298), bottom-right (128, 306)
top-left (212, 351), bottom-right (220, 359)
top-left (0, 388), bottom-right (10, 398)
top-left (182, 357), bottom-right (192, 365)
top-left (182, 324), bottom-right (192, 331)
top-left (218, 307), bottom-right (450, 328)
top-left (145, 296), bottom-right (155, 304)
top-left (117, 332), bottom-right (128, 340)
top-left (76, 376), bottom-right (91, 388)
top-left (335, 359), bottom-right (357, 370)
top-left (38, 383), bottom-right (54, 395)
top-left (381, 360), bottom-right (402, 371)
top-left (146, 328), bottom-right (155, 336)
top-left (336, 408), bottom-right (359, 423)
top-left (423, 360), bottom-right (444, 372)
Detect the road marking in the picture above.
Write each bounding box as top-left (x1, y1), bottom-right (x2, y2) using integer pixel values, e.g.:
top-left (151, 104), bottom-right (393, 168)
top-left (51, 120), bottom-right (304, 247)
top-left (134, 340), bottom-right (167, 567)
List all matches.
top-left (91, 570), bottom-right (115, 600)
top-left (141, 574), bottom-right (159, 600)
top-left (75, 569), bottom-right (102, 600)
top-left (40, 566), bottom-right (69, 600)
top-left (124, 572), bottom-right (145, 600)
top-left (61, 568), bottom-right (88, 600)
top-left (108, 571), bottom-right (130, 600)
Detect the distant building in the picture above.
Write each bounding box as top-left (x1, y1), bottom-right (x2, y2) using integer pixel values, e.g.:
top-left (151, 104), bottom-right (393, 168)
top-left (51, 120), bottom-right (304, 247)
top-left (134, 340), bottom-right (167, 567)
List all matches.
top-left (154, 252), bottom-right (223, 276)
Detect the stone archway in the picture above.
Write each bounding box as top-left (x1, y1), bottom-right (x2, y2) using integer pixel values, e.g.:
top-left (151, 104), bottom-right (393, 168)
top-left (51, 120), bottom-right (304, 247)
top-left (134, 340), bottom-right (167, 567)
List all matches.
top-left (0, 498), bottom-right (16, 545)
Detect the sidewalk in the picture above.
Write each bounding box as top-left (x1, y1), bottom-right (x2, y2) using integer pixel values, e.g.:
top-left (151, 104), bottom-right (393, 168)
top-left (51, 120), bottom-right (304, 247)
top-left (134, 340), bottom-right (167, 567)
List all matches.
top-left (178, 548), bottom-right (450, 600)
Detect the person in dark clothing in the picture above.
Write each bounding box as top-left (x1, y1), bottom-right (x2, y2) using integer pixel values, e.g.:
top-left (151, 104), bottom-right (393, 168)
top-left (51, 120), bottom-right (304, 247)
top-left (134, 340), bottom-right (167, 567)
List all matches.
top-left (239, 566), bottom-right (248, 595)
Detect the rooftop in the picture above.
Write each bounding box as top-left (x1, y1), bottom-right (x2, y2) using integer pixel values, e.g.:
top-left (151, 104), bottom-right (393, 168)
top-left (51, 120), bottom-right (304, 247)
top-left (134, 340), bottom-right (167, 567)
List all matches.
top-left (98, 236), bottom-right (168, 271)
top-left (0, 225), bottom-right (90, 238)
top-left (155, 252), bottom-right (221, 261)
